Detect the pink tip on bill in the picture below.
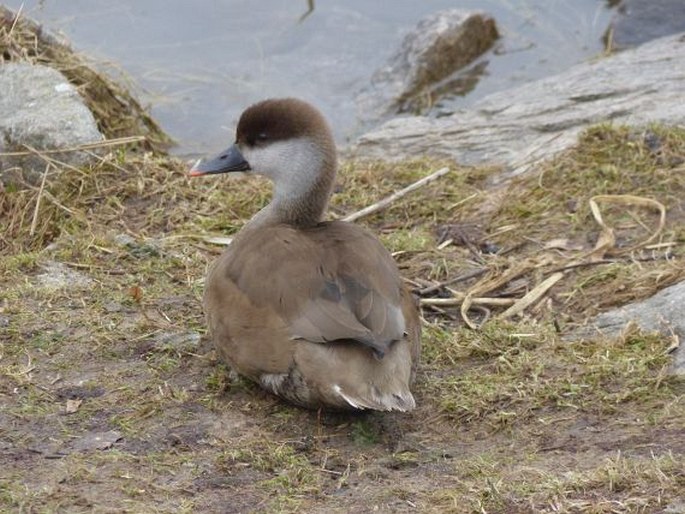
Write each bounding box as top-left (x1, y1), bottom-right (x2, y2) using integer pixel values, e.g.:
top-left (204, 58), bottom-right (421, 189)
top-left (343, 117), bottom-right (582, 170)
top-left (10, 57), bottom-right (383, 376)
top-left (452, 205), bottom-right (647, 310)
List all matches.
top-left (189, 158), bottom-right (205, 176)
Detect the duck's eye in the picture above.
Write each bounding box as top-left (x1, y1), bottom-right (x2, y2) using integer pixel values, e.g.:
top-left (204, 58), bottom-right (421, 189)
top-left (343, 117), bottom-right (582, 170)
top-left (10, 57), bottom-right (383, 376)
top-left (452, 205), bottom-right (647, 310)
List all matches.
top-left (247, 133), bottom-right (268, 146)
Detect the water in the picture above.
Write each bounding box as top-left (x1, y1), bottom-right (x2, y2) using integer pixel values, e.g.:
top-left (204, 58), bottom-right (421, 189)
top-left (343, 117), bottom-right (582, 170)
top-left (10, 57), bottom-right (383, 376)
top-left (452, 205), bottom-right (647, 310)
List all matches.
top-left (5, 1), bottom-right (613, 155)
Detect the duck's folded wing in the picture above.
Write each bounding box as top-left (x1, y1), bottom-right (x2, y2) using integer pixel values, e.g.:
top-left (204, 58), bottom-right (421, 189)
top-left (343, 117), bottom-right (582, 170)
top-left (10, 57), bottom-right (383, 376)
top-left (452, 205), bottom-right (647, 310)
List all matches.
top-left (222, 223), bottom-right (406, 354)
top-left (289, 275), bottom-right (405, 355)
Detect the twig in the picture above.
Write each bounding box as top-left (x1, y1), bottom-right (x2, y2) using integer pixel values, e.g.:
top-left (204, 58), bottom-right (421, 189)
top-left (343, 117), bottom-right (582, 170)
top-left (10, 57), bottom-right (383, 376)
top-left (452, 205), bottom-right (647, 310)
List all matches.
top-left (499, 272), bottom-right (564, 320)
top-left (549, 259), bottom-right (615, 273)
top-left (317, 468), bottom-right (343, 476)
top-left (418, 268), bottom-right (487, 295)
top-left (448, 192), bottom-right (479, 211)
top-left (460, 257), bottom-right (551, 329)
top-left (342, 167), bottom-right (450, 222)
top-left (423, 303), bottom-right (457, 320)
top-left (421, 297), bottom-right (514, 308)
top-left (299, 0), bottom-right (315, 22)
top-left (40, 190), bottom-right (78, 215)
top-left (204, 236), bottom-right (234, 246)
top-left (21, 143), bottom-right (91, 179)
top-left (63, 262), bottom-right (126, 275)
top-left (29, 164), bottom-right (50, 236)
top-left (8, 3), bottom-right (23, 36)
top-left (20, 178), bottom-right (78, 215)
top-left (83, 149), bottom-right (131, 175)
top-left (403, 277), bottom-right (429, 289)
top-left (644, 242), bottom-right (677, 250)
top-left (0, 135), bottom-right (146, 157)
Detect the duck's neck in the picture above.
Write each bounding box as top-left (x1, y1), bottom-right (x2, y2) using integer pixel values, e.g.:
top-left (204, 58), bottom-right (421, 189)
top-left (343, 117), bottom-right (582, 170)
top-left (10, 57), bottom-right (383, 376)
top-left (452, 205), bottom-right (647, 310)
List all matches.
top-left (248, 151), bottom-right (336, 229)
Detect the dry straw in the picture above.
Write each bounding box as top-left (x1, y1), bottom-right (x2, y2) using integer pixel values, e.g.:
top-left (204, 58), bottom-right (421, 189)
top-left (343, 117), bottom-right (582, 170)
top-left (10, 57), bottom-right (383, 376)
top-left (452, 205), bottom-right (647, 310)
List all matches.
top-left (422, 193), bottom-right (671, 328)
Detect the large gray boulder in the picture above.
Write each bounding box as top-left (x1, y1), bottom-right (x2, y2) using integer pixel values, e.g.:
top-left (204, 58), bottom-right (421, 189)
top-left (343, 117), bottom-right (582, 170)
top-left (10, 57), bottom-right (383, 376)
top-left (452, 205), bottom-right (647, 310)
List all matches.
top-left (573, 281), bottom-right (685, 376)
top-left (353, 32), bottom-right (685, 177)
top-left (0, 62), bottom-right (103, 185)
top-left (355, 10), bottom-right (498, 125)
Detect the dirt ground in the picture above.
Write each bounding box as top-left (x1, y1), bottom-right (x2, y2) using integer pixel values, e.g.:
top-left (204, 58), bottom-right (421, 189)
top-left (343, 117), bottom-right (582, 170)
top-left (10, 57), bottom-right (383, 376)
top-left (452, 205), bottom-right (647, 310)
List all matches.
top-left (1, 126), bottom-right (685, 513)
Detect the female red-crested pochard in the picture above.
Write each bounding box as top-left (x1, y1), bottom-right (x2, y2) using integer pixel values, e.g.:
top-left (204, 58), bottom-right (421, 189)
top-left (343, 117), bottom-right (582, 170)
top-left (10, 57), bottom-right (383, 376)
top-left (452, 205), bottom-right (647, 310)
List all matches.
top-left (190, 98), bottom-right (421, 411)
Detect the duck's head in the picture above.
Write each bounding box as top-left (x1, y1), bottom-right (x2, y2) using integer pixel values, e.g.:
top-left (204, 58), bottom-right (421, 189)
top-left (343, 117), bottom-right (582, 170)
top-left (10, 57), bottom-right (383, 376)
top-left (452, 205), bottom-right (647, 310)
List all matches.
top-left (190, 98), bottom-right (336, 187)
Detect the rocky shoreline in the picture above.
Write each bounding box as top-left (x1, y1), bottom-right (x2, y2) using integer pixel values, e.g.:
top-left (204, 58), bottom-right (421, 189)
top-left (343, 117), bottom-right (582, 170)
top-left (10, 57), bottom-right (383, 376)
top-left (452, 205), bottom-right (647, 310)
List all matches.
top-left (352, 31), bottom-right (685, 177)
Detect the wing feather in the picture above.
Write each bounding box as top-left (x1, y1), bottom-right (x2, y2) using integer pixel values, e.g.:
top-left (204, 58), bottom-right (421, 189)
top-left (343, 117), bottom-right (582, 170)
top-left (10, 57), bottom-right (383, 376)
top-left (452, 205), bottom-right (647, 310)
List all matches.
top-left (220, 221), bottom-right (405, 354)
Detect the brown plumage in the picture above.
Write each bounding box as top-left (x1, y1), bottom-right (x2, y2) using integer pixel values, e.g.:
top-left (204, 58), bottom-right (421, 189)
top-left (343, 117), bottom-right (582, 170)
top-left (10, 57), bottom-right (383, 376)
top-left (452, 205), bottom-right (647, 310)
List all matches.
top-left (191, 98), bottom-right (421, 411)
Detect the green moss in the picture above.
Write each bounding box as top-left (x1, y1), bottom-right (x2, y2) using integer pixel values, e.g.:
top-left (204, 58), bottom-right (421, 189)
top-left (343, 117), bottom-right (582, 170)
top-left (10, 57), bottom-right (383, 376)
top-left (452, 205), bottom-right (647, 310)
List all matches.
top-left (380, 228), bottom-right (434, 253)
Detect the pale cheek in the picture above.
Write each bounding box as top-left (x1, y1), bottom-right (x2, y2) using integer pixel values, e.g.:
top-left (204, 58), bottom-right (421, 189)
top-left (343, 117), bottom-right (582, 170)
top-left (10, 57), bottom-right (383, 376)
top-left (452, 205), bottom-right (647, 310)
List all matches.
top-left (244, 145), bottom-right (287, 180)
top-left (241, 138), bottom-right (320, 188)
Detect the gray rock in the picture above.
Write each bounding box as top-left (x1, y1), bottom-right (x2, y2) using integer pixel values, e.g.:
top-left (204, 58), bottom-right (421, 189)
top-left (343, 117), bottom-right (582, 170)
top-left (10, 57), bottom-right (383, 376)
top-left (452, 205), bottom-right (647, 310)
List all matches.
top-left (606, 0), bottom-right (685, 50)
top-left (152, 331), bottom-right (202, 353)
top-left (665, 499), bottom-right (685, 514)
top-left (112, 233), bottom-right (136, 247)
top-left (356, 10), bottom-right (498, 124)
top-left (34, 261), bottom-right (94, 290)
top-left (0, 63), bottom-right (103, 185)
top-left (575, 281), bottom-right (685, 376)
top-left (353, 32), bottom-right (685, 177)
top-left (72, 430), bottom-right (122, 451)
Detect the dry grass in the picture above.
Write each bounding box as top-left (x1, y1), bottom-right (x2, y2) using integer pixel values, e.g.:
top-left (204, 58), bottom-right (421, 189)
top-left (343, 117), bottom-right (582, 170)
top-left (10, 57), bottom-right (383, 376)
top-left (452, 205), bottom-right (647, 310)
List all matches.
top-left (415, 124), bottom-right (685, 326)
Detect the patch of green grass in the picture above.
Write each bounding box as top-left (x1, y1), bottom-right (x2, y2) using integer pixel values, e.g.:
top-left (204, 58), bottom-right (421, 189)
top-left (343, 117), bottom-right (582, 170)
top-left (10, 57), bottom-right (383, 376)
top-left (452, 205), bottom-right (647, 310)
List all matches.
top-left (350, 419), bottom-right (381, 445)
top-left (422, 323), bottom-right (678, 427)
top-left (491, 125), bottom-right (685, 239)
top-left (0, 252), bottom-right (42, 274)
top-left (217, 441), bottom-right (321, 510)
top-left (380, 228), bottom-right (434, 253)
top-left (427, 449), bottom-right (684, 512)
top-left (332, 159), bottom-right (490, 228)
top-left (26, 332), bottom-right (65, 353)
top-left (144, 351), bottom-right (182, 374)
top-left (109, 402), bottom-right (162, 436)
top-left (3, 387), bottom-right (57, 417)
top-left (204, 366), bottom-right (229, 393)
top-left (422, 319), bottom-right (550, 369)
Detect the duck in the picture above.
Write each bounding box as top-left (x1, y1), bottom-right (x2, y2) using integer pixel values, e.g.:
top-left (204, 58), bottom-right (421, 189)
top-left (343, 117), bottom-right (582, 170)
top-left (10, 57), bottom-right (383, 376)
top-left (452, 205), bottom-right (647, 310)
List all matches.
top-left (190, 98), bottom-right (421, 411)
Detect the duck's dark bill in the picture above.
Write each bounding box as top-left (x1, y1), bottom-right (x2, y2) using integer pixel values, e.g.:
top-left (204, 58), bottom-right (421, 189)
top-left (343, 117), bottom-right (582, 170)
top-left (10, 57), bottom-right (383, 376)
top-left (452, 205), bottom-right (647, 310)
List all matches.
top-left (189, 144), bottom-right (250, 176)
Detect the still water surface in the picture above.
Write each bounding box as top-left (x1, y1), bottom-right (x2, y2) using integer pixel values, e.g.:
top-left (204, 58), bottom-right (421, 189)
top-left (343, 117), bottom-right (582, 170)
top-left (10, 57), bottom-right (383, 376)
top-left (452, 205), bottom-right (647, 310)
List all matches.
top-left (6, 1), bottom-right (613, 154)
